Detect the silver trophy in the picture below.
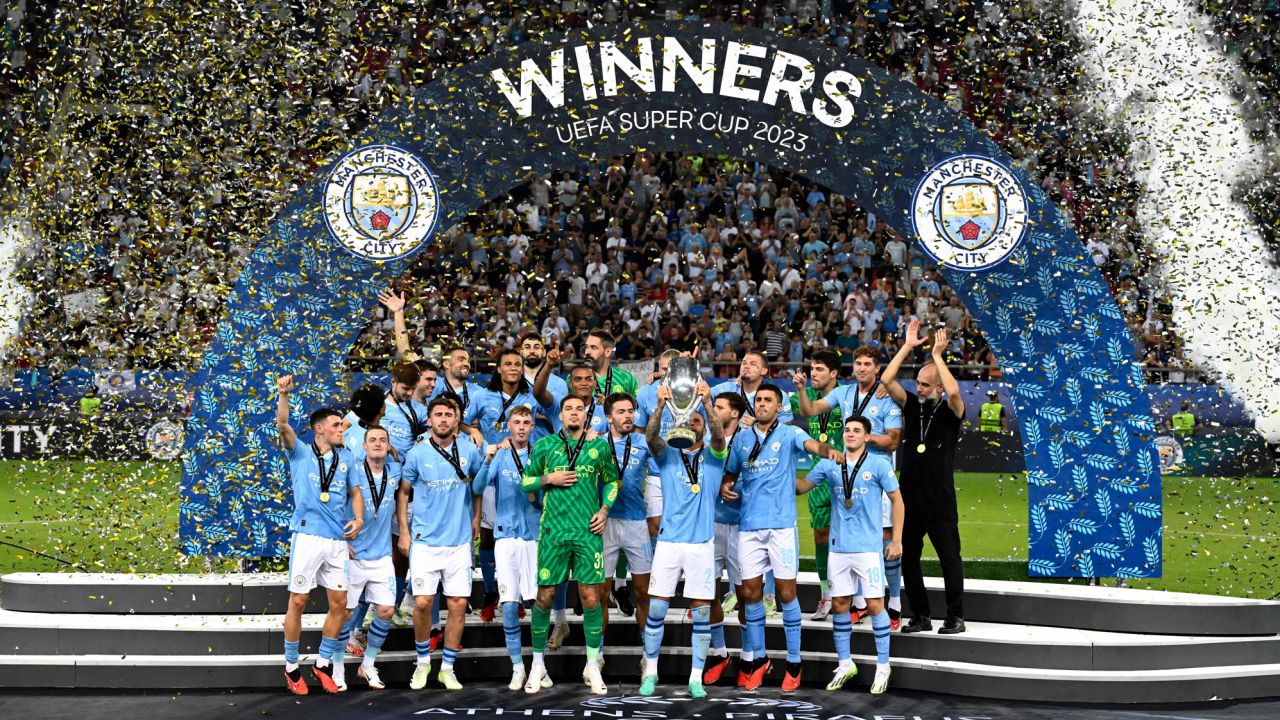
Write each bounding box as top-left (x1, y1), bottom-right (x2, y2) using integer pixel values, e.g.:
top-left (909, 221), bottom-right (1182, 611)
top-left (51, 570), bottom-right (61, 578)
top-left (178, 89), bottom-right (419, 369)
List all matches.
top-left (663, 356), bottom-right (703, 450)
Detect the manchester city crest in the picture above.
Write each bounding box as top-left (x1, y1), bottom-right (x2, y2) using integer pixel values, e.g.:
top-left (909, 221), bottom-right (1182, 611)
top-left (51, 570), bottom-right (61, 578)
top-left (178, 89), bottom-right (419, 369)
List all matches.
top-left (324, 145), bottom-right (441, 261)
top-left (911, 155), bottom-right (1028, 272)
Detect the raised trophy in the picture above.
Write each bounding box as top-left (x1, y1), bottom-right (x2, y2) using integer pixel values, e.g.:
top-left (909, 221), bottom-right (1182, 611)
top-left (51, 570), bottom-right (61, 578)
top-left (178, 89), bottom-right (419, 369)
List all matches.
top-left (663, 356), bottom-right (703, 450)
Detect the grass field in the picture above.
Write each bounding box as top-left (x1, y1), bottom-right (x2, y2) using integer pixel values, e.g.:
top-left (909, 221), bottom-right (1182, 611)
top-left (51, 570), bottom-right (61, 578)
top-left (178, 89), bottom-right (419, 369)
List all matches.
top-left (0, 461), bottom-right (1275, 598)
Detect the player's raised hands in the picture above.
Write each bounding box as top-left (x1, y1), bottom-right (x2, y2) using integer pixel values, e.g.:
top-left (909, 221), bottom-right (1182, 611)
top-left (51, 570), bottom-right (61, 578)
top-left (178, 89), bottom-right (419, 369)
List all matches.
top-left (276, 374), bottom-right (294, 394)
top-left (933, 328), bottom-right (950, 357)
top-left (905, 319), bottom-right (928, 348)
top-left (377, 288), bottom-right (406, 313)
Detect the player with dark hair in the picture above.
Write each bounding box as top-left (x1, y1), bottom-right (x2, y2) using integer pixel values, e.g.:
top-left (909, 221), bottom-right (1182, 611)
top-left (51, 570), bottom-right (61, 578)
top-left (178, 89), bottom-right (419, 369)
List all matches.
top-left (473, 350), bottom-right (539, 621)
top-left (797, 417), bottom-right (903, 694)
top-left (584, 329), bottom-right (638, 397)
top-left (720, 384), bottom-right (842, 692)
top-left (521, 334), bottom-right (569, 443)
top-left (520, 394), bottom-right (620, 695)
top-left (640, 379), bottom-right (724, 698)
top-left (398, 395), bottom-right (485, 691)
top-left (274, 375), bottom-right (364, 695)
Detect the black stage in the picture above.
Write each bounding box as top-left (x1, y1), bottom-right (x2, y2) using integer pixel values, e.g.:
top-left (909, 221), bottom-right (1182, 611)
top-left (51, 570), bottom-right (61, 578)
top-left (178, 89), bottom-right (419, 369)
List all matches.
top-left (4, 684), bottom-right (1279, 720)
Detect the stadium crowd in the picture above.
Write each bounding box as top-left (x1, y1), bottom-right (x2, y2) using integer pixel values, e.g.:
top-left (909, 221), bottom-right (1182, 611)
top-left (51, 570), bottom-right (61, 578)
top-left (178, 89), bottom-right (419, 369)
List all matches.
top-left (5, 0), bottom-right (1272, 381)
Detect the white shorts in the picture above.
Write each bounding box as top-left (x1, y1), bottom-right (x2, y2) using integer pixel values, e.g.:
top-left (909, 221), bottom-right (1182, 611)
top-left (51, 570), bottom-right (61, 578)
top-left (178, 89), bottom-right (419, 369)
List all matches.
top-left (481, 485), bottom-right (496, 530)
top-left (830, 551), bottom-right (885, 598)
top-left (409, 542), bottom-right (473, 598)
top-left (495, 537), bottom-right (538, 603)
top-left (604, 518), bottom-right (654, 576)
top-left (649, 540), bottom-right (716, 600)
top-left (288, 532), bottom-right (349, 594)
top-left (714, 523), bottom-right (741, 586)
top-left (738, 527), bottom-right (799, 581)
top-left (346, 555), bottom-right (396, 609)
top-left (644, 475), bottom-right (663, 518)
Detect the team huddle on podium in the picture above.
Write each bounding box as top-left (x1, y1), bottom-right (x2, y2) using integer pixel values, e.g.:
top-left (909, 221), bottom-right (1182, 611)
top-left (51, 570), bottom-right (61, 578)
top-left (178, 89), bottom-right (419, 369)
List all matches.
top-left (273, 315), bottom-right (966, 698)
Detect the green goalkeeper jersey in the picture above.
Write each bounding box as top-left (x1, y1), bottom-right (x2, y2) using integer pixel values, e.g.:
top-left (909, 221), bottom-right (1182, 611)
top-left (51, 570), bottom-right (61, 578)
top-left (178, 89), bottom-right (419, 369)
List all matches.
top-left (791, 386), bottom-right (845, 451)
top-left (522, 431), bottom-right (619, 537)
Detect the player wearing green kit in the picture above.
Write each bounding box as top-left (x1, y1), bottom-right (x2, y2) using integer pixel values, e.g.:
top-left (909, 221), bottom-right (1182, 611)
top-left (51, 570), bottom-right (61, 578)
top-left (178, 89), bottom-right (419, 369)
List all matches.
top-left (520, 394), bottom-right (620, 695)
top-left (789, 349), bottom-right (844, 621)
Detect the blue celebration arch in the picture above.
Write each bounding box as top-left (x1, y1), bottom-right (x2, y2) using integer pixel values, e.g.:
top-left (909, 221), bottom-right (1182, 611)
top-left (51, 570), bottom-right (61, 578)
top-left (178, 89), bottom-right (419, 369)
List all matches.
top-left (181, 21), bottom-right (1162, 578)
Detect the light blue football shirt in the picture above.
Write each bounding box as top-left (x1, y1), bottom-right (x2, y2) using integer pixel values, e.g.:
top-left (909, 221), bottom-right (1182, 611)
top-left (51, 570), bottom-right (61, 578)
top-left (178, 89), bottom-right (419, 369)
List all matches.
top-left (806, 452), bottom-right (899, 553)
top-left (382, 395), bottom-right (429, 458)
top-left (725, 422), bottom-right (810, 532)
top-left (288, 439), bottom-right (362, 541)
top-left (473, 445), bottom-right (540, 541)
top-left (711, 381), bottom-right (795, 425)
top-left (653, 443), bottom-right (726, 544)
top-left (471, 387), bottom-right (540, 445)
top-left (349, 457), bottom-right (401, 560)
top-left (606, 431), bottom-right (652, 522)
top-left (821, 382), bottom-right (903, 460)
top-left (402, 435), bottom-right (483, 547)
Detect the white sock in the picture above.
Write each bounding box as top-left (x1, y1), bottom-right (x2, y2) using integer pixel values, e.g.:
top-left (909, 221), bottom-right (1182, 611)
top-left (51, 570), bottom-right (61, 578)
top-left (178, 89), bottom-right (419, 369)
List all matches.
top-left (689, 668), bottom-right (701, 684)
top-left (332, 659), bottom-right (345, 686)
top-left (710, 647), bottom-right (728, 658)
top-left (889, 596), bottom-right (902, 612)
top-left (316, 657), bottom-right (331, 668)
top-left (741, 649), bottom-right (754, 662)
top-left (877, 661), bottom-right (890, 672)
top-left (285, 661), bottom-right (299, 673)
top-left (360, 656), bottom-right (374, 671)
top-left (614, 578), bottom-right (626, 590)
top-left (838, 658), bottom-right (854, 672)
top-left (645, 657), bottom-right (658, 675)
top-left (554, 609), bottom-right (567, 624)
top-left (533, 651), bottom-right (545, 667)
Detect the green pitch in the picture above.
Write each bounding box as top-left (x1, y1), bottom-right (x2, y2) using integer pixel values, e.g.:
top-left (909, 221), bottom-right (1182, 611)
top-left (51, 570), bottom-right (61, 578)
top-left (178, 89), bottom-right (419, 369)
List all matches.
top-left (0, 462), bottom-right (1273, 598)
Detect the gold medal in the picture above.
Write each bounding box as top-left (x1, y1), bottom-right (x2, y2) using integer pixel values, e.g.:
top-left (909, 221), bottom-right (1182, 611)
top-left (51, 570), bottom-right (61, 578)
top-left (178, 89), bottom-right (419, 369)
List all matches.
top-left (492, 422), bottom-right (502, 432)
top-left (819, 432), bottom-right (828, 443)
top-left (844, 498), bottom-right (853, 509)
top-left (319, 491), bottom-right (330, 503)
top-left (691, 484), bottom-right (701, 494)
top-left (916, 443), bottom-right (926, 454)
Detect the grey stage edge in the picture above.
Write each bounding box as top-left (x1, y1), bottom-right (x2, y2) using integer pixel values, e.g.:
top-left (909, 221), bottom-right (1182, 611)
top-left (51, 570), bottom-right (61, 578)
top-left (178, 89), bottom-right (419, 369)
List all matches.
top-left (5, 574), bottom-right (1279, 636)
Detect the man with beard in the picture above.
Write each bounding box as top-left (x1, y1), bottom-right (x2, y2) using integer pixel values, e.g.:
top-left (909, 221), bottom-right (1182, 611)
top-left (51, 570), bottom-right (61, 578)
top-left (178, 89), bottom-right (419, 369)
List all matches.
top-left (520, 334), bottom-right (568, 444)
top-left (794, 347), bottom-right (904, 625)
top-left (712, 351), bottom-right (794, 429)
top-left (583, 330), bottom-right (638, 397)
top-left (881, 320), bottom-right (967, 636)
top-left (434, 346), bottom-right (486, 446)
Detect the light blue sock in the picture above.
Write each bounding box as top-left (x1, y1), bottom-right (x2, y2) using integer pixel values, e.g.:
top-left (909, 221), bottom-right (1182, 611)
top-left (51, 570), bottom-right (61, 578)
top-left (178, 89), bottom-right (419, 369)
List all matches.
top-left (366, 617), bottom-right (391, 661)
top-left (884, 538), bottom-right (902, 602)
top-left (442, 645), bottom-right (460, 671)
top-left (317, 635), bottom-right (338, 666)
top-left (480, 549), bottom-right (497, 594)
top-left (432, 600), bottom-right (441, 627)
top-left (351, 600), bottom-right (370, 630)
top-left (710, 621), bottom-right (726, 652)
top-left (691, 606), bottom-right (711, 672)
top-left (833, 611), bottom-right (852, 661)
top-left (871, 609), bottom-right (891, 664)
top-left (744, 601), bottom-right (766, 657)
top-left (284, 639), bottom-right (300, 665)
top-left (334, 616), bottom-right (354, 662)
top-left (645, 598), bottom-right (670, 660)
top-left (503, 602), bottom-right (523, 664)
top-left (781, 598), bottom-right (802, 663)
top-left (415, 640), bottom-right (432, 663)
top-left (553, 581), bottom-right (568, 611)
top-left (764, 572), bottom-right (776, 597)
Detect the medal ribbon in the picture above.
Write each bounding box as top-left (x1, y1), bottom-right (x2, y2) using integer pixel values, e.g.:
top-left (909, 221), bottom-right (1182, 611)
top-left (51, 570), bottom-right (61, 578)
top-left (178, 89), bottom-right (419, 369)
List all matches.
top-left (364, 459), bottom-right (388, 513)
top-left (430, 437), bottom-right (468, 482)
top-left (680, 448), bottom-right (702, 490)
top-left (609, 433), bottom-right (632, 479)
top-left (841, 448), bottom-right (870, 507)
top-left (312, 443), bottom-right (339, 499)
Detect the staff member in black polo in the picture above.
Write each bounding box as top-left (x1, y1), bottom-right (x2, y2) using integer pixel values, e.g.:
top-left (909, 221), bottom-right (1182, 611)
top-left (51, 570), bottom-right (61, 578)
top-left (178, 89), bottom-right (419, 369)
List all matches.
top-left (881, 319), bottom-right (967, 635)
